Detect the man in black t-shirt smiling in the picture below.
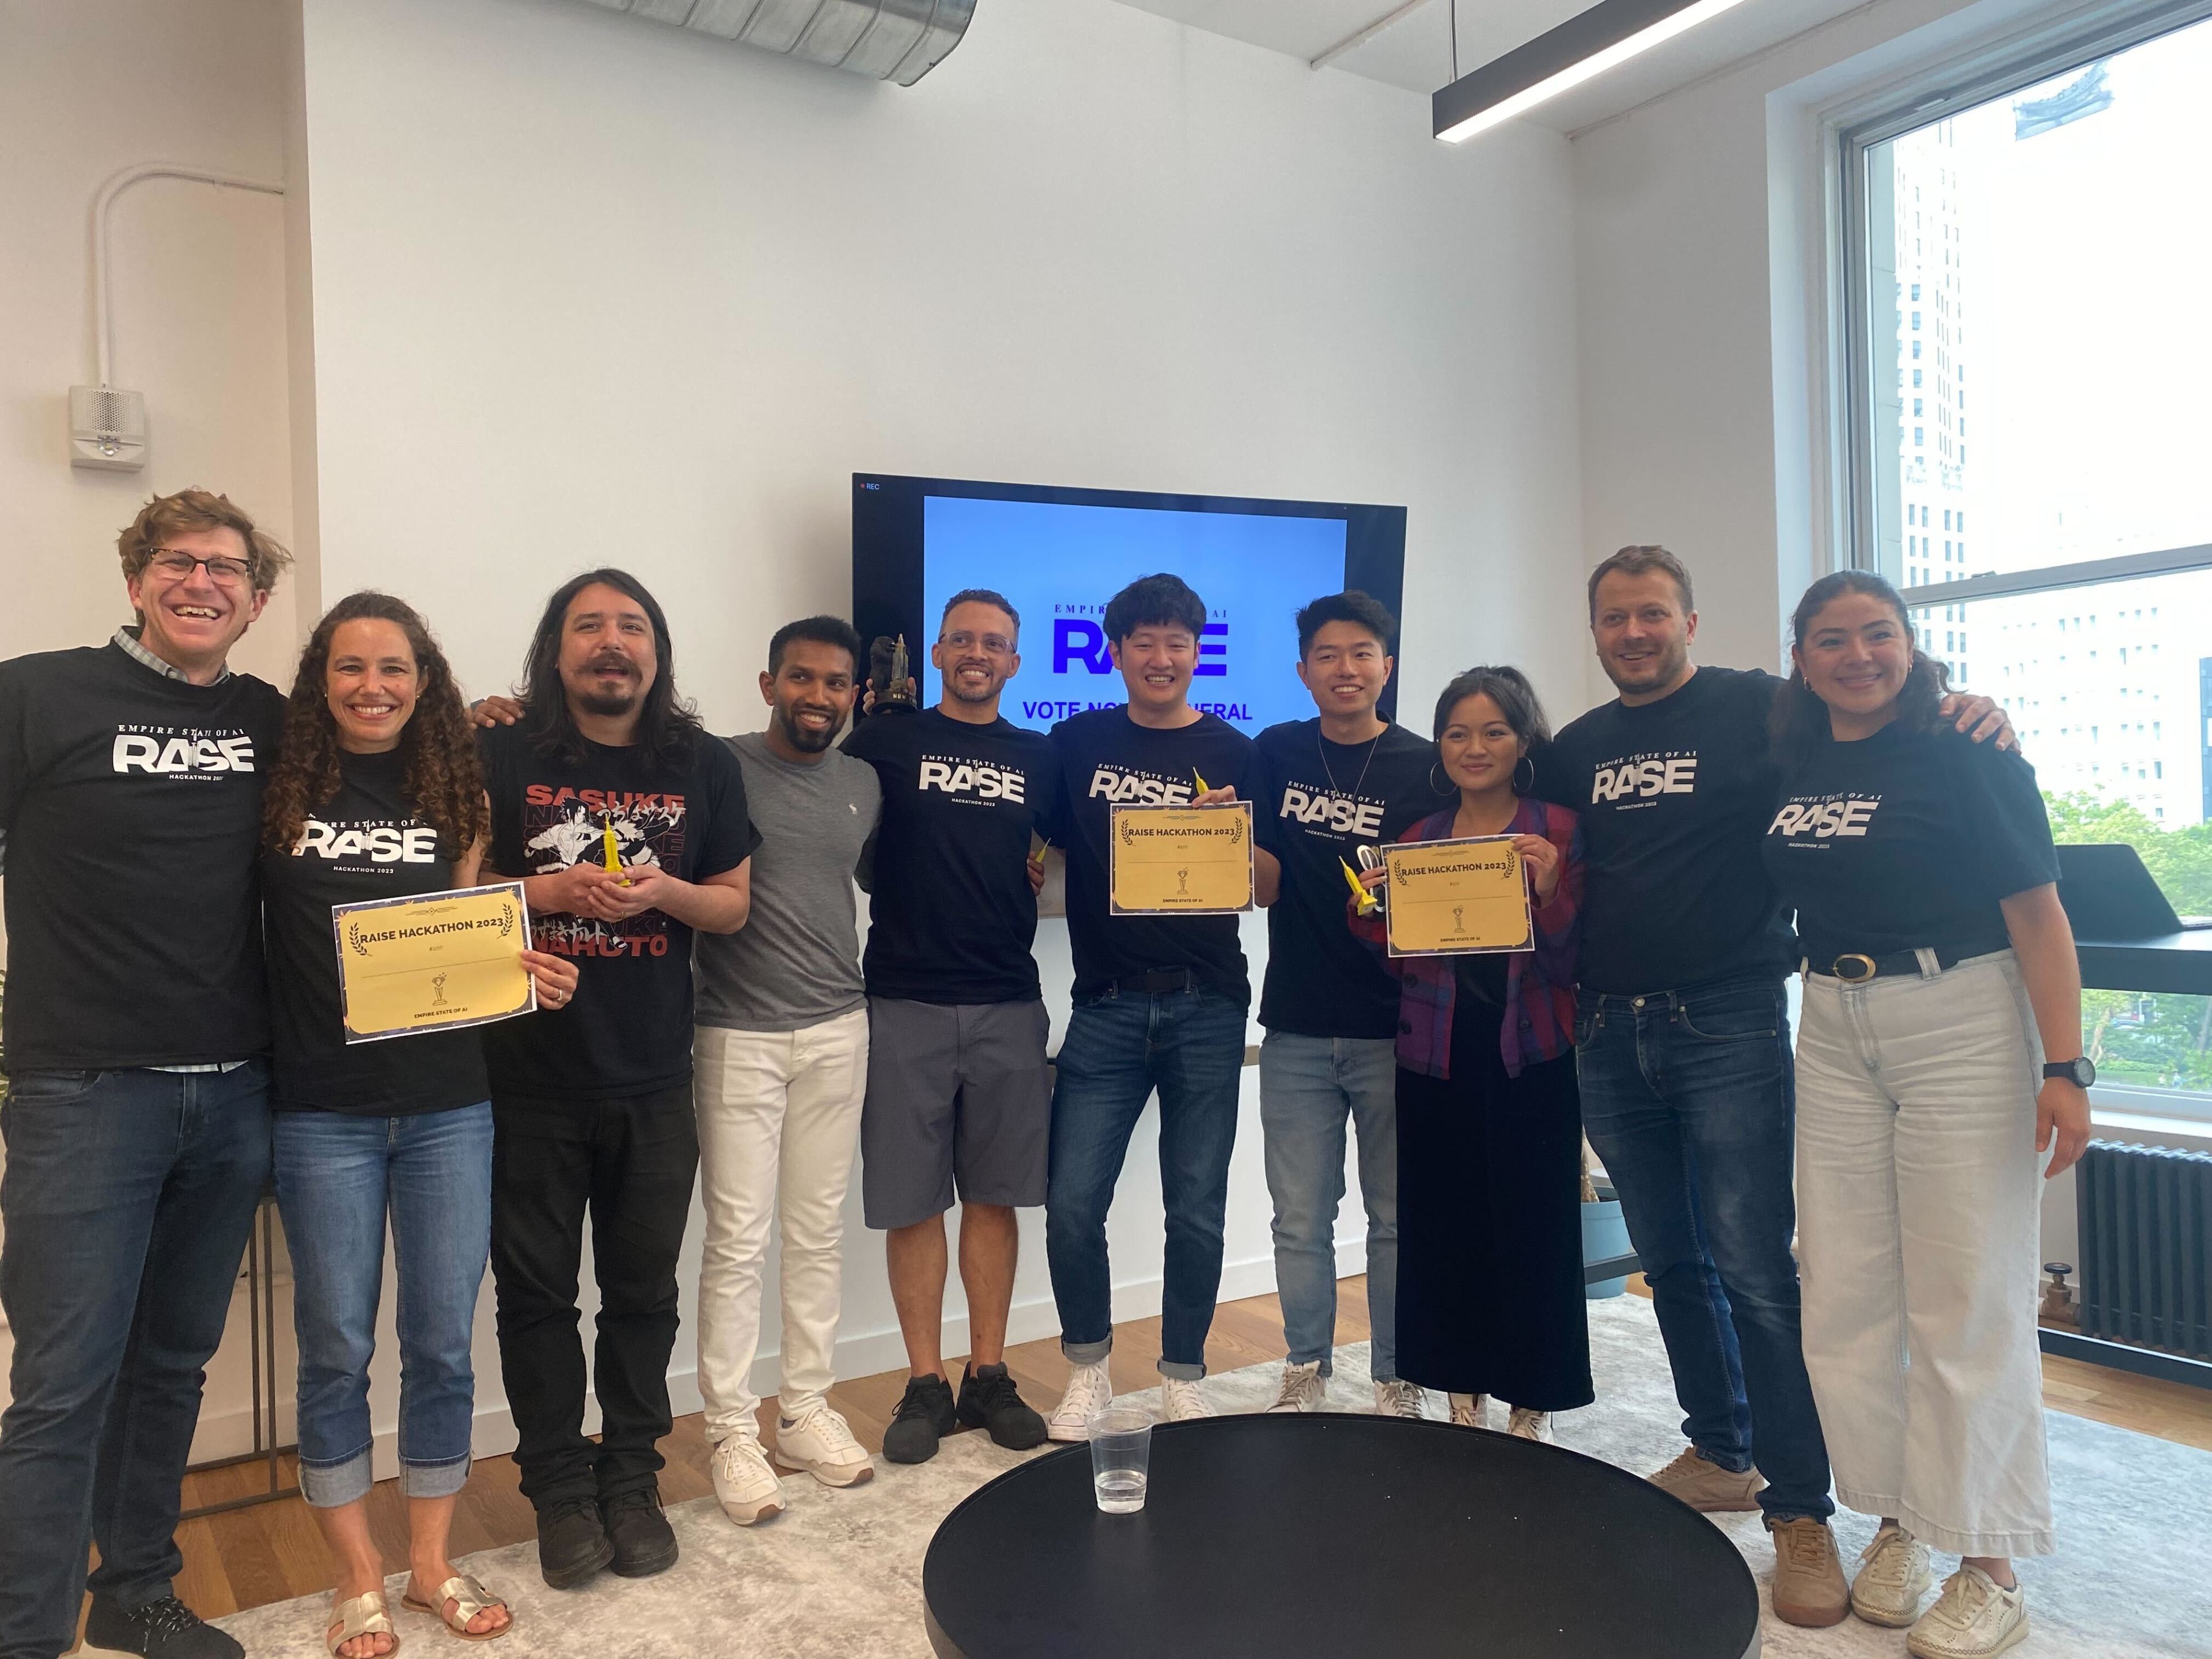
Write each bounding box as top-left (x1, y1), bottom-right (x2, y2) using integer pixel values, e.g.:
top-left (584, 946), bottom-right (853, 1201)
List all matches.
top-left (475, 570), bottom-right (757, 1593)
top-left (1038, 574), bottom-right (1280, 1442)
top-left (1250, 592), bottom-right (1449, 1421)
top-left (0, 490), bottom-right (290, 1659)
top-left (843, 590), bottom-right (1058, 1466)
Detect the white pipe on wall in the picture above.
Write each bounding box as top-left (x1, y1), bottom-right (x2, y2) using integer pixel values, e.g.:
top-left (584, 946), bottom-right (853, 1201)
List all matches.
top-left (92, 162), bottom-right (283, 388)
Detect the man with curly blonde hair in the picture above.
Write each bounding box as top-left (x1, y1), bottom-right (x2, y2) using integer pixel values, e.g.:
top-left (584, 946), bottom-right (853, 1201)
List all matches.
top-left (0, 490), bottom-right (290, 1659)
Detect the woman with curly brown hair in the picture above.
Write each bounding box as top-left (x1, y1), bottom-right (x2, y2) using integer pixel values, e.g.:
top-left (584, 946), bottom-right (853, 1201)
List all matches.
top-left (262, 592), bottom-right (576, 1657)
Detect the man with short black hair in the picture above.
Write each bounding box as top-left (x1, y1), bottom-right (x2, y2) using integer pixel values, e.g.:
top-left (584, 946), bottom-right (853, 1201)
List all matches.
top-left (691, 616), bottom-right (885, 1526)
top-left (1250, 591), bottom-right (1451, 1419)
top-left (1039, 573), bottom-right (1279, 1440)
top-left (476, 570), bottom-right (757, 1591)
top-left (0, 490), bottom-right (290, 1659)
top-left (844, 589), bottom-right (1057, 1465)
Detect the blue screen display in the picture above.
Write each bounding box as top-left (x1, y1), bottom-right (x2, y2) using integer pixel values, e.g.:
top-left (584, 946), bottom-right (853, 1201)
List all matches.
top-left (920, 495), bottom-right (1349, 736)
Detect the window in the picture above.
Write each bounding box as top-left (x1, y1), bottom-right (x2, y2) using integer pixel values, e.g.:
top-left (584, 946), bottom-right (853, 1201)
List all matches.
top-left (1851, 9), bottom-right (2212, 1125)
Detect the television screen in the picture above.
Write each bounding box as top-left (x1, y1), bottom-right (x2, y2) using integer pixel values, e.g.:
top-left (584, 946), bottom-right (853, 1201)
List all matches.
top-left (852, 474), bottom-right (1407, 736)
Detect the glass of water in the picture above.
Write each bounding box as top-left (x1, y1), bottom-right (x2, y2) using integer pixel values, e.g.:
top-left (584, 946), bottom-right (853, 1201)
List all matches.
top-left (1087, 1403), bottom-right (1154, 1513)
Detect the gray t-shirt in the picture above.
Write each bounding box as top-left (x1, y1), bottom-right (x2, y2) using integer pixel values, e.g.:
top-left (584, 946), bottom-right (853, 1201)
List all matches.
top-left (694, 730), bottom-right (881, 1033)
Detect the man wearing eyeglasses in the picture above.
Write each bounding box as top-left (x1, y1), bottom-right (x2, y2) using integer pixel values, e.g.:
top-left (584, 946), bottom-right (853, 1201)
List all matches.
top-left (0, 490), bottom-right (290, 1659)
top-left (839, 590), bottom-right (1059, 1468)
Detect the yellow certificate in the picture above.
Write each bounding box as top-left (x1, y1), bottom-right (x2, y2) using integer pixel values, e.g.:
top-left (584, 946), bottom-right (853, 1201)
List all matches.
top-left (1382, 836), bottom-right (1533, 958)
top-left (332, 881), bottom-right (536, 1044)
top-left (1109, 802), bottom-right (1255, 915)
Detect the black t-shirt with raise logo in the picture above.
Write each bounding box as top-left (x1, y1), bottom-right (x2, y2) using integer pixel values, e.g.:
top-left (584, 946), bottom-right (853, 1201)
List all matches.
top-left (1762, 720), bottom-right (2058, 967)
top-left (1045, 707), bottom-right (1261, 1006)
top-left (0, 641), bottom-right (285, 1070)
top-left (843, 707), bottom-right (1059, 1005)
top-left (1253, 719), bottom-right (1453, 1037)
top-left (477, 721), bottom-right (759, 1100)
top-left (1536, 666), bottom-right (1796, 995)
top-left (262, 748), bottom-right (491, 1115)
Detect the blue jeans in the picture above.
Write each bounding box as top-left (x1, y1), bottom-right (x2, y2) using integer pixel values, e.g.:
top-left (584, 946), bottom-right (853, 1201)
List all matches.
top-left (0, 1063), bottom-right (271, 1659)
top-left (1574, 975), bottom-right (1834, 1522)
top-left (1257, 1032), bottom-right (1398, 1381)
top-left (1046, 986), bottom-right (1248, 1379)
top-left (272, 1104), bottom-right (493, 1508)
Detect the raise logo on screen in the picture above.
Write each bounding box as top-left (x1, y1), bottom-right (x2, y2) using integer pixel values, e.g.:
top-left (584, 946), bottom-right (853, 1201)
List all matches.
top-left (1052, 619), bottom-right (1230, 677)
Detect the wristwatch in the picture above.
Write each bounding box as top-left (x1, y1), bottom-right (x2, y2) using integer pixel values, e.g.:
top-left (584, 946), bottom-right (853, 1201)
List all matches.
top-left (2043, 1056), bottom-right (2096, 1089)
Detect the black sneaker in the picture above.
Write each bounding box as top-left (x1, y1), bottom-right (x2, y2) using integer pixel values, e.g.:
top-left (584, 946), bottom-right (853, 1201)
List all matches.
top-left (81, 1595), bottom-right (243, 1659)
top-left (958, 1361), bottom-right (1048, 1450)
top-left (536, 1494), bottom-right (615, 1589)
top-left (884, 1373), bottom-right (959, 1465)
top-left (601, 1486), bottom-right (679, 1578)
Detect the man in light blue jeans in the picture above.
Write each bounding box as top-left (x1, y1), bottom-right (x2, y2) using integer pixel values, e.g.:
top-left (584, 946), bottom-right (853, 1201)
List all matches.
top-left (1249, 592), bottom-right (1449, 1415)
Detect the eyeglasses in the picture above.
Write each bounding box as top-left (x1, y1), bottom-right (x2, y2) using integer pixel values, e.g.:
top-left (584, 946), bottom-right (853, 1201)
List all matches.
top-left (145, 548), bottom-right (254, 585)
top-left (940, 630), bottom-right (1016, 656)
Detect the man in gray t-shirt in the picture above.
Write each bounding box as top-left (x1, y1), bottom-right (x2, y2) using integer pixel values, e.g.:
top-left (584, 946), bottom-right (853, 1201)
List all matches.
top-left (691, 617), bottom-right (882, 1529)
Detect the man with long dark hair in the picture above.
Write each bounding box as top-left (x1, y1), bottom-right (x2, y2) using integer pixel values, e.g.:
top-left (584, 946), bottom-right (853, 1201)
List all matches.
top-left (475, 570), bottom-right (758, 1591)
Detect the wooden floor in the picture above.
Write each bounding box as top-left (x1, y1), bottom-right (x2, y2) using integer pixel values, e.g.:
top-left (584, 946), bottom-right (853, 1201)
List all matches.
top-left (163, 1275), bottom-right (2212, 1621)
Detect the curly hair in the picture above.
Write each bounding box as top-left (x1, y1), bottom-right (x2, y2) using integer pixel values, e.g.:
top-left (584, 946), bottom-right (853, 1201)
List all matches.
top-left (263, 592), bottom-right (488, 855)
top-left (118, 487), bottom-right (293, 594)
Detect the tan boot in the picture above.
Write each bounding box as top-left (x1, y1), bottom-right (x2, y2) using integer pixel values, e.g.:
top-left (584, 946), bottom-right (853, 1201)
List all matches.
top-left (1766, 1516), bottom-right (1850, 1627)
top-left (1646, 1445), bottom-right (1766, 1512)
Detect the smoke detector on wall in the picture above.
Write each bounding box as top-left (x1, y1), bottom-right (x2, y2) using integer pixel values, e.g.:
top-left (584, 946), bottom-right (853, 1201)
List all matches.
top-left (70, 384), bottom-right (147, 472)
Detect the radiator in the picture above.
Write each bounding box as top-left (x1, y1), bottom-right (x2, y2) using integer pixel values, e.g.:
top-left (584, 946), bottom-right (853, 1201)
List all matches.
top-left (2075, 1140), bottom-right (2212, 1361)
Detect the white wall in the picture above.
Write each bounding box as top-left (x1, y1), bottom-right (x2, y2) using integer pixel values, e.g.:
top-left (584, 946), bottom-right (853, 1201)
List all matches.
top-left (287, 0), bottom-right (1589, 1459)
top-left (0, 0), bottom-right (301, 1455)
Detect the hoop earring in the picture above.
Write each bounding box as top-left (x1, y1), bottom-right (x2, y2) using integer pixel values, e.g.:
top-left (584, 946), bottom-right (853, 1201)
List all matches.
top-left (1430, 762), bottom-right (1450, 797)
top-left (1514, 753), bottom-right (1535, 794)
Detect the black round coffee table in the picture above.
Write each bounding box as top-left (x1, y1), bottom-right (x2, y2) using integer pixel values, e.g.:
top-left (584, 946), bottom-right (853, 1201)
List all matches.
top-left (923, 1413), bottom-right (1761, 1659)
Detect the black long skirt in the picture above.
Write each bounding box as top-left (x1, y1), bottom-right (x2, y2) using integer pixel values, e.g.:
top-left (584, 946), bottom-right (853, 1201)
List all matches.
top-left (1393, 1001), bottom-right (1594, 1411)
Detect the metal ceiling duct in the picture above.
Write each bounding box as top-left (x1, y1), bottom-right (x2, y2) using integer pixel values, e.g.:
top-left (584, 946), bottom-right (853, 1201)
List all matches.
top-left (574, 0), bottom-right (976, 86)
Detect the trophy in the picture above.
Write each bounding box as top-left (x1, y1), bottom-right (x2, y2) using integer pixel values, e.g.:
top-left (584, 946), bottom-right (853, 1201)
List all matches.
top-left (869, 634), bottom-right (919, 714)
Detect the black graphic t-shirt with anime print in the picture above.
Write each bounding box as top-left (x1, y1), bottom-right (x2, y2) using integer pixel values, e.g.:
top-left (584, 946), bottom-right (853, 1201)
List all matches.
top-left (478, 721), bottom-right (758, 1099)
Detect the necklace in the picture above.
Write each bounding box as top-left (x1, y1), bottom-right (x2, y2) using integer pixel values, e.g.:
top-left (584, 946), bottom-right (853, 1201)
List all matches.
top-left (1317, 725), bottom-right (1385, 803)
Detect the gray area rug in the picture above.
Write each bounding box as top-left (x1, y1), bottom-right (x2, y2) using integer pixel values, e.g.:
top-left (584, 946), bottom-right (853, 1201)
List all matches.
top-left (219, 1295), bottom-right (2211, 1657)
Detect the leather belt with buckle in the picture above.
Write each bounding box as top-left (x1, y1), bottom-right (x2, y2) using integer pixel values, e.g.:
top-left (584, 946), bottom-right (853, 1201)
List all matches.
top-left (1815, 947), bottom-right (1961, 983)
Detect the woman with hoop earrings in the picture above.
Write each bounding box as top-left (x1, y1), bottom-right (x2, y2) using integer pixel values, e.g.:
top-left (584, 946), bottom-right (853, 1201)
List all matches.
top-left (1351, 665), bottom-right (1592, 1441)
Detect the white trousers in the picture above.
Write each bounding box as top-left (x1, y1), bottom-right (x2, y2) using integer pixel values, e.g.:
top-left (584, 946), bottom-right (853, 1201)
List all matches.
top-left (1796, 950), bottom-right (2055, 1558)
top-left (693, 1009), bottom-right (869, 1444)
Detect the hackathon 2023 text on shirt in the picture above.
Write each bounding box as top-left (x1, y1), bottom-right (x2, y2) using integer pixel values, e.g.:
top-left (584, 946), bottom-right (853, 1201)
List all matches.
top-left (261, 747), bottom-right (490, 1116)
top-left (843, 706), bottom-right (1058, 1006)
top-left (478, 721), bottom-right (757, 1099)
top-left (1046, 706), bottom-right (1262, 1006)
top-left (1252, 719), bottom-right (1451, 1039)
top-left (1537, 666), bottom-right (1796, 995)
top-left (0, 641), bottom-right (285, 1070)
top-left (1762, 719), bottom-right (2058, 967)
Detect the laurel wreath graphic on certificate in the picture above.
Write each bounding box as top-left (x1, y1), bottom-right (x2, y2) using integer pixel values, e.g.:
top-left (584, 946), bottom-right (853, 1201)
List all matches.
top-left (332, 881), bottom-right (536, 1044)
top-left (1108, 802), bottom-right (1255, 915)
top-left (1382, 835), bottom-right (1533, 957)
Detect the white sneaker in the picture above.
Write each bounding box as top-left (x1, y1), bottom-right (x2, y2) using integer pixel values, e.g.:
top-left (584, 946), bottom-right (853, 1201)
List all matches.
top-left (1046, 1359), bottom-right (1113, 1443)
top-left (1373, 1379), bottom-right (1427, 1419)
top-left (1161, 1377), bottom-right (1214, 1421)
top-left (710, 1433), bottom-right (785, 1525)
top-left (1506, 1407), bottom-right (1554, 1444)
top-left (1852, 1524), bottom-right (1934, 1627)
top-left (1268, 1360), bottom-right (1326, 1414)
top-left (1906, 1565), bottom-right (2028, 1659)
top-left (1448, 1392), bottom-right (1487, 1428)
top-left (774, 1404), bottom-right (874, 1488)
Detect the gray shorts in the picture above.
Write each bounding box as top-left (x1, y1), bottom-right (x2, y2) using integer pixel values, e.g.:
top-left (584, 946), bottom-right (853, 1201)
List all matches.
top-left (861, 997), bottom-right (1051, 1230)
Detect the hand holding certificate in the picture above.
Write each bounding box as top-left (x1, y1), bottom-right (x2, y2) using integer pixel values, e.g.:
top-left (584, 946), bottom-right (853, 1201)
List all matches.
top-left (1109, 802), bottom-right (1255, 915)
top-left (334, 881), bottom-right (537, 1043)
top-left (1382, 835), bottom-right (1533, 957)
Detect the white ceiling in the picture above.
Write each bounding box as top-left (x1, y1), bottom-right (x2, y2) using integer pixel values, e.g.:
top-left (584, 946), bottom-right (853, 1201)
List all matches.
top-left (1114, 0), bottom-right (1876, 132)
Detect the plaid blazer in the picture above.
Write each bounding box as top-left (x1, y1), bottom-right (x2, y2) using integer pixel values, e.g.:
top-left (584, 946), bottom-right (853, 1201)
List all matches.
top-left (1349, 795), bottom-right (1584, 1080)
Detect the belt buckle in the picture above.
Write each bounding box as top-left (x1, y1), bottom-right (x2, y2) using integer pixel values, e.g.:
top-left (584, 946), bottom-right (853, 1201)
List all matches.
top-left (1832, 954), bottom-right (1878, 984)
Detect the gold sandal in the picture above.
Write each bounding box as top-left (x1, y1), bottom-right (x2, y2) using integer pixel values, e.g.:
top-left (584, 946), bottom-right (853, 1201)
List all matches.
top-left (328, 1590), bottom-right (400, 1657)
top-left (402, 1574), bottom-right (511, 1643)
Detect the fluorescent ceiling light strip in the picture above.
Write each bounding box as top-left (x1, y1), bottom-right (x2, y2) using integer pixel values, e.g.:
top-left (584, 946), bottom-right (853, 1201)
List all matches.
top-left (1435, 0), bottom-right (1756, 142)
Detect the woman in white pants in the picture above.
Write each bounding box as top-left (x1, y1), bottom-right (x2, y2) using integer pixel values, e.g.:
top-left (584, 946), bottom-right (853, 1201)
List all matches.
top-left (1763, 570), bottom-right (2089, 1659)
